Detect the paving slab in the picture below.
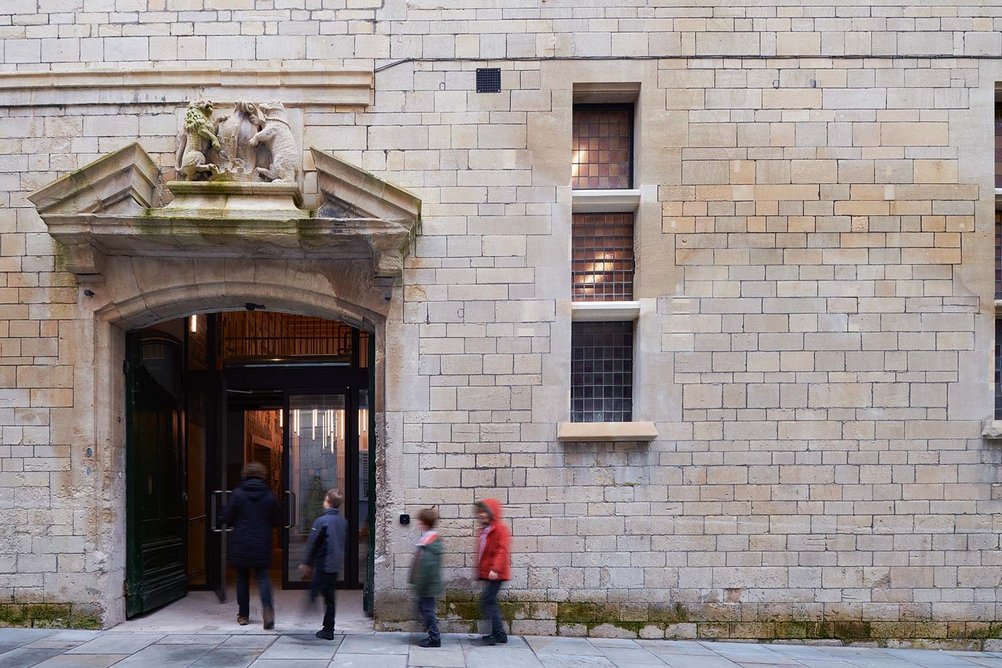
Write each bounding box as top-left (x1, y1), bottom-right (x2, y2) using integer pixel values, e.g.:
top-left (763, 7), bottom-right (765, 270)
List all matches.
top-left (338, 632), bottom-right (411, 654)
top-left (884, 648), bottom-right (985, 667)
top-left (0, 646), bottom-right (67, 668)
top-left (464, 646), bottom-right (544, 668)
top-left (64, 632), bottom-right (162, 654)
top-left (111, 642), bottom-right (218, 667)
top-left (408, 645), bottom-right (468, 667)
top-left (638, 639), bottom-right (721, 656)
top-left (156, 633), bottom-right (229, 646)
top-left (30, 654), bottom-right (123, 668)
top-left (190, 646), bottom-right (264, 668)
top-left (594, 645), bottom-right (669, 666)
top-left (0, 628), bottom-right (56, 643)
top-left (220, 634), bottom-right (279, 649)
top-left (536, 653), bottom-right (617, 667)
top-left (524, 635), bottom-right (605, 655)
top-left (659, 654), bottom-right (740, 668)
top-left (256, 633), bottom-right (342, 660)
top-left (332, 654), bottom-right (408, 667)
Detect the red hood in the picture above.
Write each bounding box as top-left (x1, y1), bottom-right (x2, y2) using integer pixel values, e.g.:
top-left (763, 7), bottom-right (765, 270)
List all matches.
top-left (479, 498), bottom-right (503, 523)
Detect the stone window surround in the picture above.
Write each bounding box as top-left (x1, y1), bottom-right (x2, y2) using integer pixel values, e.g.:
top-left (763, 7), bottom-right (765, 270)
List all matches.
top-left (985, 188), bottom-right (1002, 440)
top-left (560, 94), bottom-right (656, 442)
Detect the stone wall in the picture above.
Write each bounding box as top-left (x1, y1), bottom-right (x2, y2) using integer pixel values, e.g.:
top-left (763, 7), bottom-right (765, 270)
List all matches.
top-left (2, 0), bottom-right (1002, 644)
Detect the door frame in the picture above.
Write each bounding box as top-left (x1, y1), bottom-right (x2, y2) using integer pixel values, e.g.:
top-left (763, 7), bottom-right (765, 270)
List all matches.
top-left (280, 388), bottom-right (365, 591)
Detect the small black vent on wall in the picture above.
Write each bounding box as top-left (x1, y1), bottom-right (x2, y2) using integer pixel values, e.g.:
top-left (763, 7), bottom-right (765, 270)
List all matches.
top-left (476, 68), bottom-right (502, 93)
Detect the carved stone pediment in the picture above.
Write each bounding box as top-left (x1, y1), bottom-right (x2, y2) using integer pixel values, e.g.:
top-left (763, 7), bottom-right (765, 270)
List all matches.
top-left (312, 148), bottom-right (421, 278)
top-left (29, 143), bottom-right (420, 286)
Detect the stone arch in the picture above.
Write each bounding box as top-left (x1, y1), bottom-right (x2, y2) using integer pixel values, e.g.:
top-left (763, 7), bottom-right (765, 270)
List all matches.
top-left (83, 257), bottom-right (394, 626)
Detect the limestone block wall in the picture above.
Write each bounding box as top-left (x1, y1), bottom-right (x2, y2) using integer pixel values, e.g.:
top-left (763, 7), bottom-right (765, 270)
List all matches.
top-left (1, 0), bottom-right (1001, 643)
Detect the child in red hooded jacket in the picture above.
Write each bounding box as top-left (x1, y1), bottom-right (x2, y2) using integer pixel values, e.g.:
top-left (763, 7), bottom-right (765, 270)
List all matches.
top-left (475, 498), bottom-right (511, 645)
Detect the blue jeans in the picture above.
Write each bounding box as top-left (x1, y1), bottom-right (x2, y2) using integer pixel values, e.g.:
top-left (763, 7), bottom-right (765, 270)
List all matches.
top-left (479, 579), bottom-right (505, 637)
top-left (235, 566), bottom-right (273, 618)
top-left (417, 596), bottom-right (440, 640)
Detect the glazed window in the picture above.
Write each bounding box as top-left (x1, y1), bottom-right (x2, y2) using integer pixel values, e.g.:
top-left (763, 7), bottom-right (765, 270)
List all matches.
top-left (572, 104), bottom-right (634, 189)
top-left (572, 212), bottom-right (635, 302)
top-left (571, 321), bottom-right (634, 423)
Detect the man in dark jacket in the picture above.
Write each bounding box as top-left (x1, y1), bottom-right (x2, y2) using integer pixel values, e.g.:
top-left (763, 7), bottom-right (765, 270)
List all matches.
top-left (224, 461), bottom-right (281, 629)
top-left (300, 488), bottom-right (348, 640)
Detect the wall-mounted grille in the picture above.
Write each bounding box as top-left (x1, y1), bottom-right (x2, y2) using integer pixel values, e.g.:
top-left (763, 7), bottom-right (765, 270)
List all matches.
top-left (476, 68), bottom-right (501, 93)
top-left (571, 321), bottom-right (633, 423)
top-left (572, 212), bottom-right (635, 301)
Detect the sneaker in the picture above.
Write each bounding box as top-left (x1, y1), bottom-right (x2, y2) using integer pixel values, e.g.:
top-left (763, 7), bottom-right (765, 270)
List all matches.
top-left (481, 634), bottom-right (495, 646)
top-left (315, 629), bottom-right (335, 640)
top-left (493, 632), bottom-right (508, 644)
top-left (262, 607), bottom-right (274, 630)
top-left (237, 615), bottom-right (249, 626)
top-left (417, 636), bottom-right (441, 648)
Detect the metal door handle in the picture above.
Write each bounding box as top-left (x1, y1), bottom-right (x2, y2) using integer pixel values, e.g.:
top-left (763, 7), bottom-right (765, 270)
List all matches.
top-left (284, 491), bottom-right (296, 529)
top-left (210, 490), bottom-right (224, 533)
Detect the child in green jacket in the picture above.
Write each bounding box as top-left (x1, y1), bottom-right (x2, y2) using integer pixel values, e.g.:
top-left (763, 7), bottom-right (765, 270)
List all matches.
top-left (409, 507), bottom-right (443, 647)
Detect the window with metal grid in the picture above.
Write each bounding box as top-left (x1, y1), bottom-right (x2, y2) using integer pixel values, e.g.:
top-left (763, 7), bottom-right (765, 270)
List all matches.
top-left (996, 101), bottom-right (1002, 189)
top-left (571, 321), bottom-right (633, 423)
top-left (997, 319), bottom-right (1002, 420)
top-left (997, 210), bottom-right (1001, 300)
top-left (572, 212), bottom-right (635, 301)
top-left (572, 104), bottom-right (633, 189)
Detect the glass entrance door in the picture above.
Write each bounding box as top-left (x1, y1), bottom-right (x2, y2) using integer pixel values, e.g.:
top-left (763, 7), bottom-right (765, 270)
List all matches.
top-left (284, 394), bottom-right (348, 587)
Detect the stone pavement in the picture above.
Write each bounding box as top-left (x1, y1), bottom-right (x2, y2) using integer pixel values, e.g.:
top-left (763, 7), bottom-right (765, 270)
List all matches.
top-left (3, 628), bottom-right (1002, 668)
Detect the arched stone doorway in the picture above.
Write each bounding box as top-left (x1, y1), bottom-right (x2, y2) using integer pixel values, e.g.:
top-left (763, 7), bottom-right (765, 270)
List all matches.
top-left (83, 262), bottom-right (393, 626)
top-left (30, 143), bottom-right (418, 627)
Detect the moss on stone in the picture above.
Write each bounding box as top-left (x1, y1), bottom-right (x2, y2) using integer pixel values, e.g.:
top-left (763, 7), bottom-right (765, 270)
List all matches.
top-left (25, 603), bottom-right (72, 628)
top-left (0, 604), bottom-right (27, 627)
top-left (68, 607), bottom-right (103, 630)
top-left (649, 602), bottom-right (688, 624)
top-left (830, 621), bottom-right (873, 641)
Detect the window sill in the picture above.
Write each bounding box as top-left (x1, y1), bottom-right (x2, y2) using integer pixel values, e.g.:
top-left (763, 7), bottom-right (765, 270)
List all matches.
top-left (995, 299), bottom-right (1002, 315)
top-left (557, 421), bottom-right (658, 442)
top-left (983, 420), bottom-right (1002, 440)
top-left (571, 301), bottom-right (641, 321)
top-left (572, 189), bottom-right (641, 213)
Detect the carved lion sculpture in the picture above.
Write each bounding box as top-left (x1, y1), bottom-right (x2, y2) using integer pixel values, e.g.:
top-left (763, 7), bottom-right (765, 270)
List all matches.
top-left (175, 100), bottom-right (221, 181)
top-left (249, 101), bottom-right (299, 183)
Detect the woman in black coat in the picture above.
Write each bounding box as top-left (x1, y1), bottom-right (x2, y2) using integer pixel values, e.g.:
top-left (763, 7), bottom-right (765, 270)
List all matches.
top-left (224, 461), bottom-right (281, 629)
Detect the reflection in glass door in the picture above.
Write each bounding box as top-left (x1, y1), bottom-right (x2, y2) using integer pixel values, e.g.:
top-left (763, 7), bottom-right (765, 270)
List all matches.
top-left (285, 394), bottom-right (346, 587)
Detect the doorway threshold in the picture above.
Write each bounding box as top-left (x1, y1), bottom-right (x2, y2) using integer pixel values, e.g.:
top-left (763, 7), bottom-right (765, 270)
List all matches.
top-left (112, 588), bottom-right (372, 635)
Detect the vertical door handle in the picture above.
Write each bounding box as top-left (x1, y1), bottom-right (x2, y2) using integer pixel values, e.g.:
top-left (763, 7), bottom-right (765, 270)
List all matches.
top-left (210, 490), bottom-right (224, 533)
top-left (284, 490), bottom-right (296, 529)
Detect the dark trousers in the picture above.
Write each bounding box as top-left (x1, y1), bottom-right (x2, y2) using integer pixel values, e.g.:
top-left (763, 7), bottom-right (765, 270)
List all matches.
top-left (417, 596), bottom-right (440, 640)
top-left (479, 579), bottom-right (505, 636)
top-left (319, 570), bottom-right (338, 631)
top-left (235, 566), bottom-right (273, 618)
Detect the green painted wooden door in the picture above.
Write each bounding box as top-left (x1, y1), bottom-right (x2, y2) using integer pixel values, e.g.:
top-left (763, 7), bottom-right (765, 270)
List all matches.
top-left (125, 331), bottom-right (188, 618)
